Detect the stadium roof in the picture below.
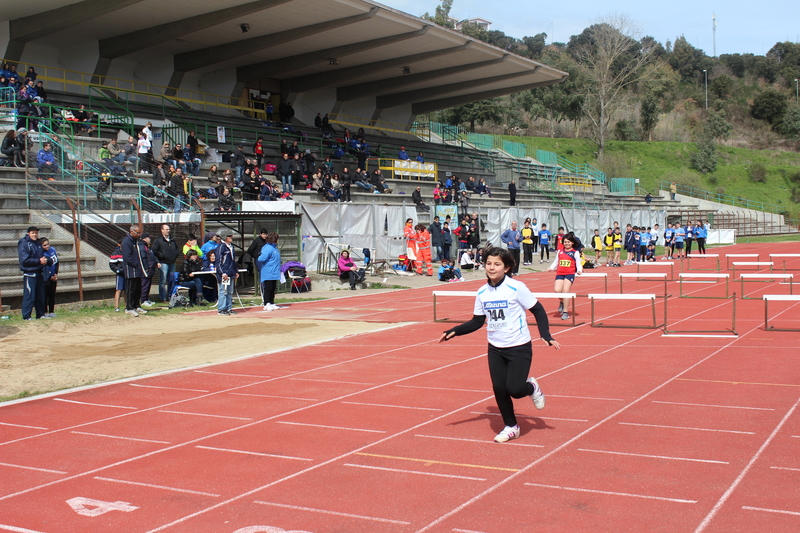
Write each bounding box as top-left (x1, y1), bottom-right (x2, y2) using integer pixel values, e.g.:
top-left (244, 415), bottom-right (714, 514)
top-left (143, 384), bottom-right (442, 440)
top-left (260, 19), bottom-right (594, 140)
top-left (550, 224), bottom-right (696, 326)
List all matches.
top-left (2, 0), bottom-right (567, 117)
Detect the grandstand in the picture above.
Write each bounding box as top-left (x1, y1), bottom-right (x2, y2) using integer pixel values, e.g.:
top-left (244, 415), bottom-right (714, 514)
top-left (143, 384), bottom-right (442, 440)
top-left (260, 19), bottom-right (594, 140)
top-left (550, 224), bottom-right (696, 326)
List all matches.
top-left (0, 0), bottom-right (793, 310)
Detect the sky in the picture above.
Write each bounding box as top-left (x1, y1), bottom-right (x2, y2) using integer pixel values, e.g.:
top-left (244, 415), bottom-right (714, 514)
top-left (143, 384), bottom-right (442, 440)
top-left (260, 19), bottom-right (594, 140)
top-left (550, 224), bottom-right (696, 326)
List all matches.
top-left (383, 0), bottom-right (800, 56)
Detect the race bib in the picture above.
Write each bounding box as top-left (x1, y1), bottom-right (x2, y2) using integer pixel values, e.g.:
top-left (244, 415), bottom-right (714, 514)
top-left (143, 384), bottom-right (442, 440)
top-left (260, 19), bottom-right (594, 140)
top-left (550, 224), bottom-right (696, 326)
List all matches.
top-left (484, 300), bottom-right (509, 331)
top-left (559, 259), bottom-right (572, 267)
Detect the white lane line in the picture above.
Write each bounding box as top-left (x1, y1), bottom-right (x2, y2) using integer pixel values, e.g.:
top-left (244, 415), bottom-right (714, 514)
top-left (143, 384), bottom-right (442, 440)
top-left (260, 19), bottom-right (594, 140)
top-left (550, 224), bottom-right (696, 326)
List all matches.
top-left (742, 505), bottom-right (800, 517)
top-left (53, 398), bottom-right (137, 410)
top-left (195, 446), bottom-right (312, 462)
top-left (253, 500), bottom-right (410, 525)
top-left (397, 384), bottom-right (487, 393)
top-left (549, 394), bottom-right (625, 401)
top-left (0, 462), bottom-right (66, 474)
top-left (414, 434), bottom-right (544, 448)
top-left (791, 435), bottom-right (799, 438)
top-left (129, 383), bottom-right (210, 393)
top-left (0, 524), bottom-right (47, 533)
top-left (290, 377), bottom-right (374, 385)
top-left (275, 421), bottom-right (385, 433)
top-left (157, 410), bottom-right (252, 421)
top-left (194, 370), bottom-right (270, 378)
top-left (771, 466), bottom-right (800, 472)
top-left (652, 400), bottom-right (775, 411)
top-left (229, 392), bottom-right (318, 401)
top-left (473, 412), bottom-right (589, 423)
top-left (0, 422), bottom-right (48, 430)
top-left (344, 463), bottom-right (486, 481)
top-left (341, 401), bottom-right (442, 411)
top-left (579, 448), bottom-right (728, 464)
top-left (453, 529), bottom-right (490, 533)
top-left (619, 422), bottom-right (755, 435)
top-left (70, 431), bottom-right (170, 444)
top-left (695, 396), bottom-right (800, 532)
top-left (94, 476), bottom-right (219, 497)
top-left (524, 482), bottom-right (697, 504)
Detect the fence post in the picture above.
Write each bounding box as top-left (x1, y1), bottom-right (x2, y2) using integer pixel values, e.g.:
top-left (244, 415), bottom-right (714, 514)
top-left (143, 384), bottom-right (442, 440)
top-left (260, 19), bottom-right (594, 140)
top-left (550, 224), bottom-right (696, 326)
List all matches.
top-left (65, 198), bottom-right (84, 302)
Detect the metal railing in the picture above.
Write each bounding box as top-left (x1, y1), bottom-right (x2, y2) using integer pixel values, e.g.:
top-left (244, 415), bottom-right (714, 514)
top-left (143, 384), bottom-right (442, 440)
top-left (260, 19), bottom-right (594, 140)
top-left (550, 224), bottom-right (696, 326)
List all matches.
top-left (660, 180), bottom-right (787, 215)
top-left (328, 113), bottom-right (430, 142)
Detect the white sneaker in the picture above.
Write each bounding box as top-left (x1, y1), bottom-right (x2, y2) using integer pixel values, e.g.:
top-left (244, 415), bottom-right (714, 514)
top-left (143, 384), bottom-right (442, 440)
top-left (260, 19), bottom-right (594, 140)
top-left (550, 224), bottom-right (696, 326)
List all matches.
top-left (125, 309), bottom-right (139, 317)
top-left (494, 425), bottom-right (520, 443)
top-left (527, 377), bottom-right (545, 409)
top-left (561, 311), bottom-right (569, 321)
top-left (557, 302), bottom-right (564, 313)
top-left (141, 300), bottom-right (154, 307)
top-left (114, 307), bottom-right (120, 312)
top-left (135, 307), bottom-right (148, 314)
top-left (262, 305), bottom-right (273, 311)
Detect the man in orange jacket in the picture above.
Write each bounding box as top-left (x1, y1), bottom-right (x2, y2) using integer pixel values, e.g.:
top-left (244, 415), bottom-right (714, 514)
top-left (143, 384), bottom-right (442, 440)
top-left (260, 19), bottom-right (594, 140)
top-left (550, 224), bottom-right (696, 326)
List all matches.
top-left (415, 224), bottom-right (433, 276)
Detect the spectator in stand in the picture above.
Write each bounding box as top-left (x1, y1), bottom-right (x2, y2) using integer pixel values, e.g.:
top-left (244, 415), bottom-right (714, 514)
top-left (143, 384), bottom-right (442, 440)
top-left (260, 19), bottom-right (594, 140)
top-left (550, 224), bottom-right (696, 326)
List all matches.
top-left (171, 168), bottom-right (186, 213)
top-left (416, 152), bottom-right (425, 163)
top-left (465, 176), bottom-right (477, 191)
top-left (303, 149), bottom-right (316, 177)
top-left (73, 104), bottom-right (96, 136)
top-left (253, 137), bottom-right (264, 169)
top-left (2, 129), bottom-right (23, 167)
top-left (201, 233), bottom-right (221, 256)
top-left (288, 140), bottom-right (300, 157)
top-left (322, 114), bottom-right (335, 133)
top-left (397, 146), bottom-right (409, 160)
top-left (107, 138), bottom-right (124, 165)
top-left (459, 190), bottom-right (470, 220)
top-left (412, 186), bottom-right (429, 212)
top-left (37, 142), bottom-right (58, 180)
top-left (139, 233), bottom-right (159, 307)
top-left (508, 179), bottom-right (517, 206)
top-left (353, 169), bottom-right (372, 192)
top-left (207, 164), bottom-right (220, 194)
top-left (137, 131), bottom-right (151, 173)
top-left (186, 129), bottom-right (198, 159)
top-left (232, 145), bottom-right (247, 181)
top-left (340, 166), bottom-right (352, 202)
top-left (314, 113), bottom-right (323, 129)
top-left (370, 169), bottom-right (391, 193)
top-left (123, 136), bottom-right (139, 169)
top-left (183, 144), bottom-right (200, 176)
top-left (33, 81), bottom-right (48, 102)
top-left (151, 224), bottom-right (179, 303)
top-left (121, 226), bottom-right (148, 317)
top-left (670, 181), bottom-right (677, 201)
top-left (218, 187), bottom-right (235, 211)
top-left (6, 64), bottom-right (20, 82)
top-left (277, 152), bottom-right (293, 194)
top-left (25, 67), bottom-right (37, 81)
top-left (18, 226), bottom-right (50, 320)
top-left (257, 233), bottom-right (282, 311)
top-left (476, 177), bottom-right (492, 197)
top-left (169, 143), bottom-right (187, 173)
top-left (429, 215), bottom-right (443, 262)
top-left (16, 79), bottom-right (37, 131)
top-left (182, 234), bottom-right (203, 259)
top-left (320, 156), bottom-right (334, 176)
top-left (216, 233), bottom-right (238, 315)
top-left (441, 221), bottom-right (453, 262)
top-left (432, 182), bottom-right (442, 205)
top-left (179, 250), bottom-right (206, 306)
top-left (157, 141), bottom-right (171, 166)
top-left (501, 221), bottom-right (522, 275)
top-left (291, 153), bottom-right (304, 190)
top-left (41, 237), bottom-right (58, 318)
top-left (265, 101), bottom-right (274, 121)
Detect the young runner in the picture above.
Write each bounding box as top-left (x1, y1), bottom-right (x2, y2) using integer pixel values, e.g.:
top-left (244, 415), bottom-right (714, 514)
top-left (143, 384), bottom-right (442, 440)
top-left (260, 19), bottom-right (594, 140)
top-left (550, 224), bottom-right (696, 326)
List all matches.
top-left (439, 247), bottom-right (561, 443)
top-left (663, 224), bottom-right (674, 260)
top-left (538, 223), bottom-right (551, 264)
top-left (603, 228), bottom-right (614, 267)
top-left (591, 229), bottom-right (603, 266)
top-left (674, 224), bottom-right (686, 259)
top-left (612, 227), bottom-right (623, 266)
top-left (548, 232), bottom-right (583, 320)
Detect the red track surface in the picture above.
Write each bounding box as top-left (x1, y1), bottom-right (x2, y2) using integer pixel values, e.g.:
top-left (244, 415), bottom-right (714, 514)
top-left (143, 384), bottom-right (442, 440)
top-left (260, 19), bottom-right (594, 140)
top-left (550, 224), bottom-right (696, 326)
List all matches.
top-left (1, 243), bottom-right (799, 533)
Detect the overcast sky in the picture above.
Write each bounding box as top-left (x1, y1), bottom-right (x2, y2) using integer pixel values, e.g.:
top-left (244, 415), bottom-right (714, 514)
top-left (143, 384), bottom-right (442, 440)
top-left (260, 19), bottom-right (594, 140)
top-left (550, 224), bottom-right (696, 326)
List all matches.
top-left (384, 0), bottom-right (800, 56)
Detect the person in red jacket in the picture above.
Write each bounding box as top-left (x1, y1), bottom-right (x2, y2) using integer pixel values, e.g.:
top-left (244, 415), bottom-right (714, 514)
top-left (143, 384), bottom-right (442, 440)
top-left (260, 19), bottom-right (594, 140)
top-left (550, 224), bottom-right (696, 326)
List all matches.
top-left (403, 218), bottom-right (418, 272)
top-left (415, 224), bottom-right (433, 276)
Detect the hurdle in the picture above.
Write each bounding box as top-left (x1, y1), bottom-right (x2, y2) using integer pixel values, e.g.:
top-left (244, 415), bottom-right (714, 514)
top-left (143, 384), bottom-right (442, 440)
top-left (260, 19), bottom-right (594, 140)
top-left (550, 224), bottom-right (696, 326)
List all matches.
top-left (588, 293), bottom-right (666, 329)
top-left (619, 272), bottom-right (668, 296)
top-left (579, 272), bottom-right (609, 294)
top-left (432, 291), bottom-right (581, 327)
top-left (769, 254), bottom-right (800, 272)
top-left (726, 253), bottom-right (759, 269)
top-left (636, 261), bottom-right (675, 280)
top-left (731, 262), bottom-right (773, 277)
top-left (678, 273), bottom-right (730, 298)
top-left (663, 294), bottom-right (737, 337)
top-left (763, 294), bottom-right (800, 332)
top-left (684, 254), bottom-right (721, 272)
top-left (739, 273), bottom-right (794, 300)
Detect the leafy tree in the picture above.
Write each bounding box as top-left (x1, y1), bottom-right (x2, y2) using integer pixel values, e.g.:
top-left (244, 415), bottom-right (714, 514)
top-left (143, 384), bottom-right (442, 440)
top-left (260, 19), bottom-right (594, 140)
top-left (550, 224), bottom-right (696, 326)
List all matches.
top-left (522, 33), bottom-right (548, 59)
top-left (706, 110), bottom-right (733, 140)
top-left (422, 0), bottom-right (454, 28)
top-left (668, 36), bottom-right (712, 82)
top-left (614, 119), bottom-right (639, 141)
top-left (709, 75), bottom-right (733, 99)
top-left (525, 49), bottom-right (584, 137)
top-left (690, 133), bottom-right (717, 174)
top-left (640, 92), bottom-right (659, 141)
top-left (776, 106), bottom-right (800, 139)
top-left (719, 53), bottom-right (746, 78)
top-left (751, 89), bottom-right (788, 125)
top-left (444, 99), bottom-right (503, 132)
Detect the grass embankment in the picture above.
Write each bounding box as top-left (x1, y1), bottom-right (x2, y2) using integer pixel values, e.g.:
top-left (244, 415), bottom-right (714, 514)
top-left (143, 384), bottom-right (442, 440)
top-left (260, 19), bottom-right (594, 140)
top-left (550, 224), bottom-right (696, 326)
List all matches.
top-left (500, 135), bottom-right (800, 218)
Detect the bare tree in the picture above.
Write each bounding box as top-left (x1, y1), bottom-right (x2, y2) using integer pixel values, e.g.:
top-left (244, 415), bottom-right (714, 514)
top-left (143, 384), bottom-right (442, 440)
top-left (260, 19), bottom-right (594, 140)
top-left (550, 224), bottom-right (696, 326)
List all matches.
top-left (570, 15), bottom-right (660, 158)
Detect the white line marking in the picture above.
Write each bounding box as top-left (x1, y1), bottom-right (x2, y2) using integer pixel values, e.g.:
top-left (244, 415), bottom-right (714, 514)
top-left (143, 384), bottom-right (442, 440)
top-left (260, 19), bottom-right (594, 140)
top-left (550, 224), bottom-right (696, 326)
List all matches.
top-left (93, 477), bottom-right (219, 497)
top-left (0, 524), bottom-right (47, 533)
top-left (397, 384), bottom-right (487, 393)
top-left (579, 448), bottom-right (728, 464)
top-left (453, 529), bottom-right (490, 533)
top-left (652, 400), bottom-right (775, 411)
top-left (619, 422), bottom-right (755, 435)
top-left (414, 434), bottom-right (544, 448)
top-left (742, 505), bottom-right (800, 517)
top-left (157, 410), bottom-right (252, 421)
top-left (129, 383), bottom-right (209, 393)
top-left (771, 466), bottom-right (800, 472)
top-left (473, 412), bottom-right (589, 423)
top-left (229, 392), bottom-right (318, 401)
top-left (695, 396), bottom-right (800, 532)
top-left (253, 500), bottom-right (410, 525)
top-left (0, 462), bottom-right (66, 474)
top-left (290, 377), bottom-right (374, 385)
top-left (53, 398), bottom-right (137, 410)
top-left (549, 394), bottom-right (625, 401)
top-left (194, 370), bottom-right (270, 378)
top-left (195, 446), bottom-right (312, 462)
top-left (70, 431), bottom-right (170, 444)
top-left (341, 401), bottom-right (443, 411)
top-left (791, 435), bottom-right (799, 438)
top-left (662, 334), bottom-right (739, 338)
top-left (345, 463), bottom-right (486, 481)
top-left (524, 482), bottom-right (697, 504)
top-left (275, 421), bottom-right (386, 433)
top-left (0, 422), bottom-right (48, 430)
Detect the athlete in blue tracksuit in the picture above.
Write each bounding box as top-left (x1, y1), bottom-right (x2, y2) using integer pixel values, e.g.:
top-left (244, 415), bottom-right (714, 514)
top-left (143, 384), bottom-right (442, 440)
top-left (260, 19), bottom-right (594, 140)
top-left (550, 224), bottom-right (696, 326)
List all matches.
top-left (18, 226), bottom-right (51, 320)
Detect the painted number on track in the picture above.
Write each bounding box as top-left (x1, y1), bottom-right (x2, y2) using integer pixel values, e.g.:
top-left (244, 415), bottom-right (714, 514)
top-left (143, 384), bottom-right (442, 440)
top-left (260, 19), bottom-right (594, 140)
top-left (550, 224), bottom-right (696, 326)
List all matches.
top-left (66, 497), bottom-right (139, 517)
top-left (233, 527), bottom-right (313, 533)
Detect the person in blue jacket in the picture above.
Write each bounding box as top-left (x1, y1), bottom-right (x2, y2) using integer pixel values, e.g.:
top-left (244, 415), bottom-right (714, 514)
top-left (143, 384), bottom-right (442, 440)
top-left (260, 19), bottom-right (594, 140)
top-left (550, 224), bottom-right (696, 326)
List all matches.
top-left (18, 226), bottom-right (50, 320)
top-left (257, 232), bottom-right (282, 312)
top-left (216, 233), bottom-right (238, 316)
top-left (695, 220), bottom-right (708, 254)
top-left (41, 238), bottom-right (59, 318)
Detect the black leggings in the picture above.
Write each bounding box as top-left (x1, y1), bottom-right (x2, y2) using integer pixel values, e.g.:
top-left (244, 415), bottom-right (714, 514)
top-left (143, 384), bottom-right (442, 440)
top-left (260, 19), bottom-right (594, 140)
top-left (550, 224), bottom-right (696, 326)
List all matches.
top-left (44, 280), bottom-right (57, 314)
top-left (540, 245), bottom-right (550, 262)
top-left (685, 238), bottom-right (693, 255)
top-left (523, 243), bottom-right (533, 264)
top-left (531, 235), bottom-right (539, 253)
top-left (488, 342), bottom-right (534, 427)
top-left (261, 279), bottom-right (277, 305)
top-left (696, 237), bottom-right (706, 254)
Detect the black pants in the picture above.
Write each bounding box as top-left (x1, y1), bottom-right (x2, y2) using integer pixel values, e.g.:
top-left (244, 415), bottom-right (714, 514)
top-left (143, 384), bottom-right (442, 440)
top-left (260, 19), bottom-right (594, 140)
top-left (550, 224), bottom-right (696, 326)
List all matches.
top-left (696, 238), bottom-right (706, 254)
top-left (509, 248), bottom-right (520, 274)
top-left (340, 271), bottom-right (358, 288)
top-left (488, 342), bottom-right (534, 427)
top-left (531, 235), bottom-right (539, 253)
top-left (341, 184), bottom-right (351, 202)
top-left (261, 279), bottom-right (277, 305)
top-left (125, 277), bottom-right (142, 310)
top-left (685, 238), bottom-right (693, 255)
top-left (22, 272), bottom-right (45, 320)
top-left (523, 243), bottom-right (533, 264)
top-left (44, 280), bottom-right (57, 314)
top-left (540, 246), bottom-right (550, 262)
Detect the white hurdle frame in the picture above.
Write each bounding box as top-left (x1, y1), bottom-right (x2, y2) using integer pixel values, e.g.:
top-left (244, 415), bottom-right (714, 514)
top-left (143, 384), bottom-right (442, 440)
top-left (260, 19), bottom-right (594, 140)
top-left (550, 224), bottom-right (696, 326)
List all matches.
top-left (619, 272), bottom-right (668, 296)
top-left (739, 273), bottom-right (794, 300)
top-left (587, 293), bottom-right (666, 330)
top-left (684, 253), bottom-right (721, 272)
top-left (763, 294), bottom-right (800, 332)
top-left (731, 261), bottom-right (773, 277)
top-left (678, 273), bottom-right (730, 298)
top-left (769, 254), bottom-right (800, 272)
top-left (579, 272), bottom-right (609, 294)
top-left (636, 261), bottom-right (675, 280)
top-left (726, 253), bottom-right (759, 269)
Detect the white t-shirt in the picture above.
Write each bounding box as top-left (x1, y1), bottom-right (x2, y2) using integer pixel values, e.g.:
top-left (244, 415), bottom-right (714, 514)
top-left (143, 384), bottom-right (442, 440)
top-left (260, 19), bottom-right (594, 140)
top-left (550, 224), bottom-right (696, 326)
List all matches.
top-left (473, 276), bottom-right (538, 348)
top-left (531, 223), bottom-right (539, 236)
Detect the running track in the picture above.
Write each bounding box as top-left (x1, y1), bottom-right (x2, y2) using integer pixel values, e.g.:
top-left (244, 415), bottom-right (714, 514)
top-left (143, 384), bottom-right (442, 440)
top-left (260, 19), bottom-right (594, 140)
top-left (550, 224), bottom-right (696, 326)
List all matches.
top-left (1, 243), bottom-right (799, 533)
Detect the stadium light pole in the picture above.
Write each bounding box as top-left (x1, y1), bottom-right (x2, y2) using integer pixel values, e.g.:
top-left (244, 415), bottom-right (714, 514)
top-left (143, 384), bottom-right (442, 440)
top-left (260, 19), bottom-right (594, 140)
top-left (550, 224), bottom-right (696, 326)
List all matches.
top-left (703, 69), bottom-right (708, 110)
top-left (795, 78), bottom-right (799, 104)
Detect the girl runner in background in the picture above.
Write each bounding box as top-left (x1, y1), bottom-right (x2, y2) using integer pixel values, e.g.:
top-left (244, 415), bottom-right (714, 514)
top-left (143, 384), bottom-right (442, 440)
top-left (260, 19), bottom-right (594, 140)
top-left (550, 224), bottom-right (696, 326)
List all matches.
top-left (439, 247), bottom-right (561, 443)
top-left (548, 232), bottom-right (583, 320)
top-left (538, 223), bottom-right (551, 264)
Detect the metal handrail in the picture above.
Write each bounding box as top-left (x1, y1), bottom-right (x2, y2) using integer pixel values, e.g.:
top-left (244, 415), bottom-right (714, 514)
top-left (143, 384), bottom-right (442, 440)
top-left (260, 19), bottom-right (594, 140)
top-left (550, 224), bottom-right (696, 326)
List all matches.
top-left (660, 180), bottom-right (787, 215)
